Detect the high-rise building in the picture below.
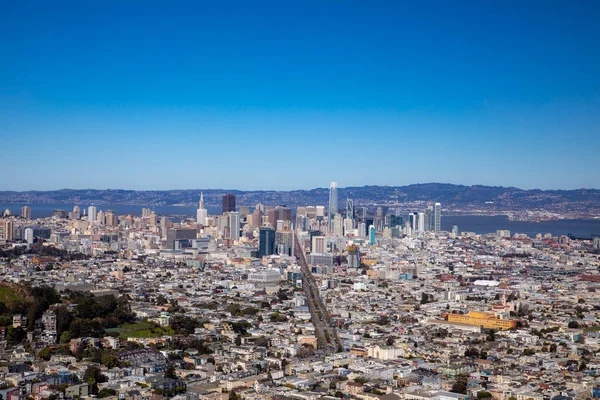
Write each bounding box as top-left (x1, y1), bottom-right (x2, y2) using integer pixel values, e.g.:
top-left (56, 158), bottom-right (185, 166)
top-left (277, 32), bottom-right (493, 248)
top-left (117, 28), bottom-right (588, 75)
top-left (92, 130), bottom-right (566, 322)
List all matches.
top-left (259, 227), bottom-right (276, 257)
top-left (149, 210), bottom-right (158, 226)
top-left (316, 206), bottom-right (325, 218)
top-left (222, 194), bottom-right (236, 213)
top-left (275, 229), bottom-right (294, 256)
top-left (424, 206), bottom-right (433, 232)
top-left (347, 244), bottom-right (360, 268)
top-left (3, 220), bottom-right (14, 241)
top-left (197, 193), bottom-right (208, 226)
top-left (229, 212), bottom-right (240, 241)
top-left (142, 208), bottom-right (151, 218)
top-left (346, 198), bottom-right (354, 219)
top-left (88, 205), bottom-right (97, 222)
top-left (376, 207), bottom-right (383, 233)
top-left (433, 202), bottom-right (442, 233)
top-left (97, 210), bottom-right (105, 225)
top-left (358, 222), bottom-right (366, 238)
top-left (452, 225), bottom-right (459, 236)
top-left (369, 225), bottom-right (376, 245)
top-left (328, 182), bottom-right (338, 232)
top-left (417, 212), bottom-right (425, 232)
top-left (105, 210), bottom-right (117, 226)
top-left (24, 227), bottom-right (34, 244)
top-left (239, 206), bottom-right (250, 217)
top-left (312, 236), bottom-right (326, 254)
top-left (333, 214), bottom-right (344, 237)
top-left (268, 206), bottom-right (292, 228)
top-left (21, 206), bottom-right (31, 220)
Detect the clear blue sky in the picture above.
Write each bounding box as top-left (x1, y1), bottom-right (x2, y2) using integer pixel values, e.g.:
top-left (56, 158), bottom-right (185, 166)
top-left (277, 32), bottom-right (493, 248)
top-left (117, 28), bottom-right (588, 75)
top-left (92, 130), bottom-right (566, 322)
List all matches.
top-left (1, 1), bottom-right (599, 191)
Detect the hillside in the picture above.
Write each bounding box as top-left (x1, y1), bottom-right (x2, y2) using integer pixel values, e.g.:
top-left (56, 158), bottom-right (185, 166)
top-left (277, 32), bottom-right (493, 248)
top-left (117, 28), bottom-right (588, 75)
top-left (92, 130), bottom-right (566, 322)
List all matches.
top-left (0, 184), bottom-right (599, 214)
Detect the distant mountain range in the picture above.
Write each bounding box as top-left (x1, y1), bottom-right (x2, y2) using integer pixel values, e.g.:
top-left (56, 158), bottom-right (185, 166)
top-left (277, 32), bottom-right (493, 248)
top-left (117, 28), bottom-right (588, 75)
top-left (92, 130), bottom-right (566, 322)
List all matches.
top-left (1, 184), bottom-right (599, 216)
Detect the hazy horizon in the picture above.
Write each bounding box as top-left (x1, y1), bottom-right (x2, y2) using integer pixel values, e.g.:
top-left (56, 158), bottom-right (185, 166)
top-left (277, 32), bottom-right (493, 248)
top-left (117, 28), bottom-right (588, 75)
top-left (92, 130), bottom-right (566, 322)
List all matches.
top-left (1, 182), bottom-right (599, 193)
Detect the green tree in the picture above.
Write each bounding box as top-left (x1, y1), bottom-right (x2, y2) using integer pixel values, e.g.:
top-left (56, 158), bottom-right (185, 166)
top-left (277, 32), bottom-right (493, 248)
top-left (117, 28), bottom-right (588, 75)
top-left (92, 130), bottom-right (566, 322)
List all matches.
top-left (164, 364), bottom-right (177, 379)
top-left (477, 392), bottom-right (492, 399)
top-left (39, 347), bottom-right (52, 361)
top-left (451, 374), bottom-right (468, 394)
top-left (98, 388), bottom-right (116, 398)
top-left (101, 351), bottom-right (119, 369)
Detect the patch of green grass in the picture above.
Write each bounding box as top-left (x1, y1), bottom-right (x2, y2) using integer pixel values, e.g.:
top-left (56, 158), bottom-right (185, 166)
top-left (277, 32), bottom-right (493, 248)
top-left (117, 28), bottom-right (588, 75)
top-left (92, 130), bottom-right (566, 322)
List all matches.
top-left (0, 286), bottom-right (19, 306)
top-left (117, 321), bottom-right (174, 338)
top-left (584, 326), bottom-right (600, 333)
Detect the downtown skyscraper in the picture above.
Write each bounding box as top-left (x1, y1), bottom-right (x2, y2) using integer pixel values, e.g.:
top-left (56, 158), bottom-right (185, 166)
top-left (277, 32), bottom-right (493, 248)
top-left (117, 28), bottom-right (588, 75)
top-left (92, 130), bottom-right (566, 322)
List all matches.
top-left (328, 182), bottom-right (338, 233)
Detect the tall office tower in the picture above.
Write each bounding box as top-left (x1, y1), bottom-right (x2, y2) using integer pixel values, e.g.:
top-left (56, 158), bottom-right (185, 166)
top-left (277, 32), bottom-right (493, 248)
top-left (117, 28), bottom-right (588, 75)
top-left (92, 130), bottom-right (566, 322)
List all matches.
top-left (24, 227), bottom-right (34, 244)
top-left (417, 212), bottom-right (425, 232)
top-left (315, 206), bottom-right (325, 217)
top-left (196, 193), bottom-right (208, 226)
top-left (296, 206), bottom-right (307, 217)
top-left (239, 206), bottom-right (250, 217)
top-left (346, 198), bottom-right (354, 219)
top-left (275, 229), bottom-right (294, 256)
top-left (358, 222), bottom-right (366, 238)
top-left (328, 182), bottom-right (338, 232)
top-left (343, 218), bottom-right (354, 235)
top-left (259, 226), bottom-right (276, 257)
top-left (255, 203), bottom-right (265, 213)
top-left (105, 210), bottom-right (117, 226)
top-left (296, 215), bottom-right (308, 232)
top-left (21, 206), bottom-right (31, 220)
top-left (222, 194), bottom-right (236, 213)
top-left (268, 206), bottom-right (292, 227)
top-left (333, 214), bottom-right (344, 237)
top-left (362, 207), bottom-right (368, 222)
top-left (376, 207), bottom-right (383, 232)
top-left (97, 210), bottom-right (105, 225)
top-left (312, 236), bottom-right (326, 254)
top-left (3, 220), bottom-right (14, 241)
top-left (249, 207), bottom-right (263, 228)
top-left (433, 202), bottom-right (442, 233)
top-left (424, 205), bottom-right (433, 232)
top-left (228, 212), bottom-right (240, 241)
top-left (369, 225), bottom-right (376, 245)
top-left (149, 210), bottom-right (158, 226)
top-left (88, 205), bottom-right (97, 222)
top-left (409, 213), bottom-right (418, 231)
top-left (390, 215), bottom-right (403, 228)
top-left (142, 208), bottom-right (151, 218)
top-left (347, 244), bottom-right (360, 268)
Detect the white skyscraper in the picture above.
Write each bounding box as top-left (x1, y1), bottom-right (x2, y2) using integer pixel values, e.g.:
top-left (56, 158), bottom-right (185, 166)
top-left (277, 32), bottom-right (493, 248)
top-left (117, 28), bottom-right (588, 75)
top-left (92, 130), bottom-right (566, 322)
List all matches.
top-left (417, 212), bottom-right (425, 232)
top-left (24, 228), bottom-right (34, 244)
top-left (88, 205), bottom-right (97, 222)
top-left (328, 182), bottom-right (338, 233)
top-left (196, 193), bottom-right (208, 225)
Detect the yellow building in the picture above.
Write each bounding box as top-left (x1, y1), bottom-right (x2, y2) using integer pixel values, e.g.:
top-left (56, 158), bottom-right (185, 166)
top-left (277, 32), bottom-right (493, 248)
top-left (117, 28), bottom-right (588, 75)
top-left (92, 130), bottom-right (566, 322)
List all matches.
top-left (447, 311), bottom-right (516, 330)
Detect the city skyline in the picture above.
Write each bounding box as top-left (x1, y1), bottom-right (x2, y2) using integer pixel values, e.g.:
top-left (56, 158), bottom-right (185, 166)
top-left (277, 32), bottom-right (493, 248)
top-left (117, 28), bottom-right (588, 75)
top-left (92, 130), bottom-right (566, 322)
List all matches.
top-left (2, 2), bottom-right (599, 191)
